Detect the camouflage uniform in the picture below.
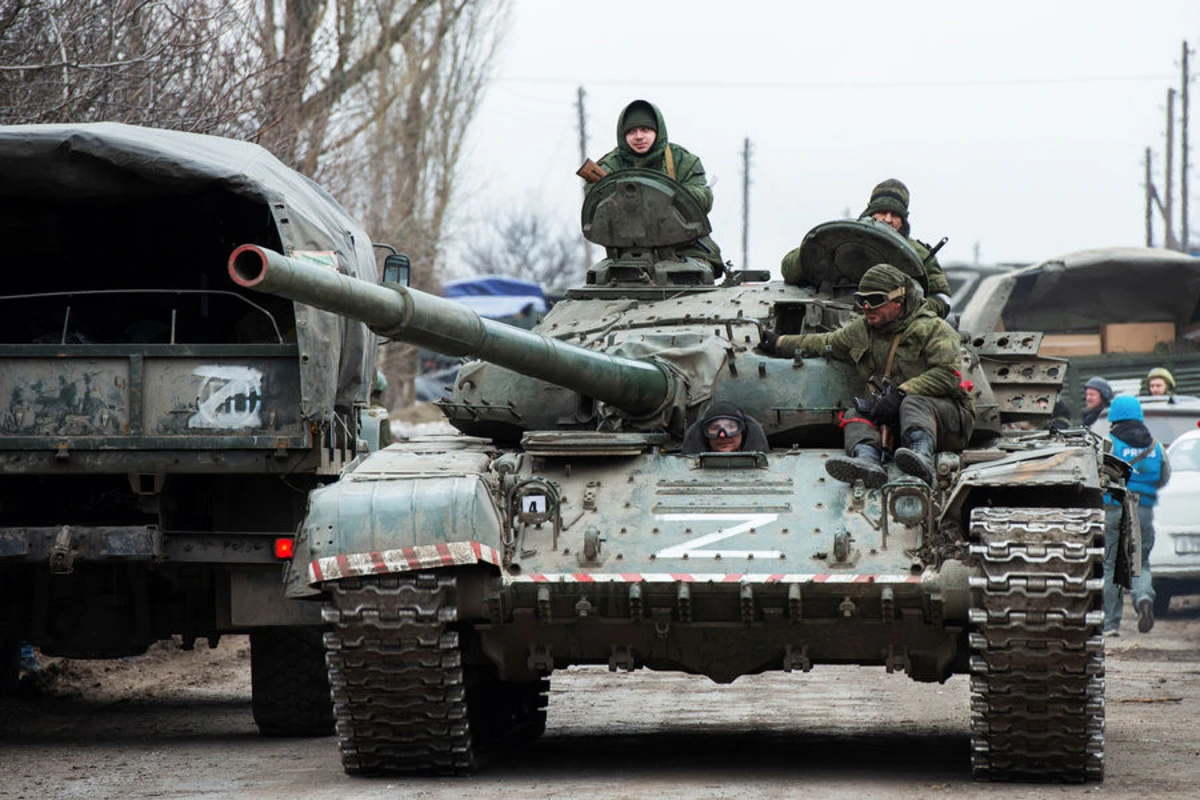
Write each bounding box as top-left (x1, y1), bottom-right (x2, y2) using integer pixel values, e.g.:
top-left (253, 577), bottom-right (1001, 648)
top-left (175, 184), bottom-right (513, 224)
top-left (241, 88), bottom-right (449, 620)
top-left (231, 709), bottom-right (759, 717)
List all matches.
top-left (591, 100), bottom-right (724, 273)
top-left (774, 264), bottom-right (975, 486)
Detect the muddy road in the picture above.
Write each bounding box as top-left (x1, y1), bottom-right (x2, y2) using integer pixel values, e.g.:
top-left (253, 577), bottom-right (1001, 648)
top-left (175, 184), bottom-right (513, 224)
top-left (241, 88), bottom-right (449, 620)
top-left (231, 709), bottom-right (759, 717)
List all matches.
top-left (3, 607), bottom-right (1199, 800)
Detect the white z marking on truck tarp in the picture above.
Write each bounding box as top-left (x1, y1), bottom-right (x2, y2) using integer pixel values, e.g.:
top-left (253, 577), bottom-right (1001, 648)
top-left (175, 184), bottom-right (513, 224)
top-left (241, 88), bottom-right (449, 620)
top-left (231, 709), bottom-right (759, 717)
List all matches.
top-left (653, 513), bottom-right (781, 559)
top-left (187, 365), bottom-right (263, 429)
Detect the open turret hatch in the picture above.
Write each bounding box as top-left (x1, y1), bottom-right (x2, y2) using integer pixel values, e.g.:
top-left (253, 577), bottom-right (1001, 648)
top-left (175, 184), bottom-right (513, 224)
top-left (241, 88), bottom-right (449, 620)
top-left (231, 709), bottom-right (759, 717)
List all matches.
top-left (788, 218), bottom-right (928, 294)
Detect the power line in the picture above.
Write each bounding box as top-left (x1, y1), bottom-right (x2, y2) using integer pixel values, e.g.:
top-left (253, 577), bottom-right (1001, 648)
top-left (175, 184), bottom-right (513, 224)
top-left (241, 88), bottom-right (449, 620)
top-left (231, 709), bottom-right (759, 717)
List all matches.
top-left (496, 74), bottom-right (1175, 91)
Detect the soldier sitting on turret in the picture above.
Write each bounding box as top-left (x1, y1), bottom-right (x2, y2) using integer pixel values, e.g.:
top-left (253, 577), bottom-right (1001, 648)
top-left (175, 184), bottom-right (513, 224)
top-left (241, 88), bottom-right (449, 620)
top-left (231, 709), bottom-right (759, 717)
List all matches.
top-left (581, 99), bottom-right (725, 275)
top-left (680, 401), bottom-right (769, 455)
top-left (759, 264), bottom-right (976, 487)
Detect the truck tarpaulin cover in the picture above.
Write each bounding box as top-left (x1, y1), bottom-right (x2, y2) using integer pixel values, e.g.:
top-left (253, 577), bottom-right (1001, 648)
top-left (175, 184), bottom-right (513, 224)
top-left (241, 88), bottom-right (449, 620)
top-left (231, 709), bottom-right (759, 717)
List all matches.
top-left (0, 122), bottom-right (378, 419)
top-left (959, 247), bottom-right (1200, 335)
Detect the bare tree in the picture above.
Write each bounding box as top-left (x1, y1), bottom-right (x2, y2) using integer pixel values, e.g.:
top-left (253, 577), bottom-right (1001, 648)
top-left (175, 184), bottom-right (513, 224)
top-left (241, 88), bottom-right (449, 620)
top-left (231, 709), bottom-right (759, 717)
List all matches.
top-left (237, 1), bottom-right (511, 409)
top-left (1, 0), bottom-right (511, 411)
top-left (0, 1), bottom-right (261, 131)
top-left (459, 205), bottom-right (585, 297)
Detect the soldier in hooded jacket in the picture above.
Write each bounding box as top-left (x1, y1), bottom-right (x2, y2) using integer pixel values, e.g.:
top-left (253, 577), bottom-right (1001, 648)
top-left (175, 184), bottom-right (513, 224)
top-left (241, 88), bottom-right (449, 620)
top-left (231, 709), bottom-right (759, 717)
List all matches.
top-left (760, 263), bottom-right (975, 487)
top-left (588, 99), bottom-right (724, 274)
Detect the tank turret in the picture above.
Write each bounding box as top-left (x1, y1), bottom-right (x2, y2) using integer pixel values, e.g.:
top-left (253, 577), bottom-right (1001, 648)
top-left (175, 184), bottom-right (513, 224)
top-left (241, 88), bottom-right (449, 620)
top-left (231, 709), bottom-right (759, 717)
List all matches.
top-left (231, 205), bottom-right (1055, 447)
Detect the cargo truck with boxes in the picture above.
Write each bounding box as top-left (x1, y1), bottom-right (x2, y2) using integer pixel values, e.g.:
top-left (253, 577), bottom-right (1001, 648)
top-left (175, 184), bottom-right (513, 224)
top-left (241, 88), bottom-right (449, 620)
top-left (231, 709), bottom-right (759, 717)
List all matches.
top-left (958, 247), bottom-right (1200, 416)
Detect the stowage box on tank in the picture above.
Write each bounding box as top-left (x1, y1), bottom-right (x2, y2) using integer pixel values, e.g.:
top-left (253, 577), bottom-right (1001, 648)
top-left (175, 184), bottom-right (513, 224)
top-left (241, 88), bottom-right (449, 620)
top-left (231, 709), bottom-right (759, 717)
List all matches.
top-left (228, 169), bottom-right (1124, 781)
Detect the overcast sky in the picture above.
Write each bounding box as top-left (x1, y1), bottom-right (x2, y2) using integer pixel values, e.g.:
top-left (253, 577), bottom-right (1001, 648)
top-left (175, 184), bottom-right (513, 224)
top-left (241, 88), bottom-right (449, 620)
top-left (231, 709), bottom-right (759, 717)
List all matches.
top-left (451, 0), bottom-right (1200, 280)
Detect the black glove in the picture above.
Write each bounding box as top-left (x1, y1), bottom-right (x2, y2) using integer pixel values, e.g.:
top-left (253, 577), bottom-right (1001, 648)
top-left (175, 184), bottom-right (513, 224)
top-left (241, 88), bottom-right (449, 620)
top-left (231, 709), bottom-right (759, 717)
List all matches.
top-left (757, 329), bottom-right (780, 356)
top-left (871, 387), bottom-right (906, 426)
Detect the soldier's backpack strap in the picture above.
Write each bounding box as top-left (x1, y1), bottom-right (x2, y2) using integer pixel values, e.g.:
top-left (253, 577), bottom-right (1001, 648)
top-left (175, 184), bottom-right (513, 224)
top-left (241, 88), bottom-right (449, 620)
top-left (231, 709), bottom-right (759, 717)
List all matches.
top-left (883, 333), bottom-right (903, 381)
top-left (664, 145), bottom-right (676, 179)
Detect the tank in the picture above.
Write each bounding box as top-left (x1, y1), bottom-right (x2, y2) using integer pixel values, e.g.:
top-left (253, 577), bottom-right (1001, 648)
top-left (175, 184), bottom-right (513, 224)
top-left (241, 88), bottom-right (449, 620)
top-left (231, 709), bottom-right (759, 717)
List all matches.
top-left (228, 169), bottom-right (1122, 781)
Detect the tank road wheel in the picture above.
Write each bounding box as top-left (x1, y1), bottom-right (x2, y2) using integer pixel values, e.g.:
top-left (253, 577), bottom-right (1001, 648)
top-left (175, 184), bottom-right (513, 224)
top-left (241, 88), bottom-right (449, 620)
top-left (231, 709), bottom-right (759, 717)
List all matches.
top-left (968, 507), bottom-right (1106, 782)
top-left (323, 572), bottom-right (476, 776)
top-left (250, 626), bottom-right (335, 737)
top-left (469, 671), bottom-right (550, 745)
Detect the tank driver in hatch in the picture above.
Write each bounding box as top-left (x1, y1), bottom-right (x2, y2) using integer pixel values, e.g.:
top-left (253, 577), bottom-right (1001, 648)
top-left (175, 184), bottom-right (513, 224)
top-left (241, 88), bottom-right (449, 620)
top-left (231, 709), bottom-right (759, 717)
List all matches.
top-left (680, 401), bottom-right (769, 456)
top-left (759, 264), bottom-right (976, 488)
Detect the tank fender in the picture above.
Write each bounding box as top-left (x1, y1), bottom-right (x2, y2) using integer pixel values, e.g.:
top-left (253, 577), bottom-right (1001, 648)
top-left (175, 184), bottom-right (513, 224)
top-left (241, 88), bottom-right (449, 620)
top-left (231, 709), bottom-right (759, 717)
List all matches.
top-left (298, 473), bottom-right (505, 587)
top-left (942, 443), bottom-right (1104, 523)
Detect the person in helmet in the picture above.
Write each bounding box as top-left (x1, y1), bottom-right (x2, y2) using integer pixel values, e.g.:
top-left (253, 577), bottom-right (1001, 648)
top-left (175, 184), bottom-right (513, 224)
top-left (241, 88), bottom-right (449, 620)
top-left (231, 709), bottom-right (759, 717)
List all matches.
top-left (586, 99), bottom-right (725, 274)
top-left (759, 263), bottom-right (975, 488)
top-left (1102, 395), bottom-right (1171, 635)
top-left (1145, 367), bottom-right (1176, 397)
top-left (859, 179), bottom-right (954, 319)
top-left (680, 401), bottom-right (769, 455)
top-left (1082, 375), bottom-right (1113, 435)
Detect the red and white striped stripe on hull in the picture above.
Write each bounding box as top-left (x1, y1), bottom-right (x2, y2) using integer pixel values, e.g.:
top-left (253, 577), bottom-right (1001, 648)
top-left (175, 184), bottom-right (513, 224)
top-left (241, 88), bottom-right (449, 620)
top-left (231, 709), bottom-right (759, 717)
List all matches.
top-left (505, 573), bottom-right (924, 584)
top-left (308, 541), bottom-right (503, 583)
top-left (309, 541), bottom-right (924, 586)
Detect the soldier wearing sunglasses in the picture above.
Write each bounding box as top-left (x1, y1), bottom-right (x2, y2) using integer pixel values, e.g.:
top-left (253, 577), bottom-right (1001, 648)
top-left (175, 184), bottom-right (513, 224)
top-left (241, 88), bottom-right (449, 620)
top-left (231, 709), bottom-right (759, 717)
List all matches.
top-left (680, 401), bottom-right (769, 455)
top-left (759, 264), bottom-right (975, 487)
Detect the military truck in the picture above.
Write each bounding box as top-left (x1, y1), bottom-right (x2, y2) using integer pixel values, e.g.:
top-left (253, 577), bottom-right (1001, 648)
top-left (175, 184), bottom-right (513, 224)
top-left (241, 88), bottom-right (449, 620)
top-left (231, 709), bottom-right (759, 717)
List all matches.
top-left (229, 169), bottom-right (1123, 781)
top-left (0, 123), bottom-right (383, 735)
top-left (958, 247), bottom-right (1200, 409)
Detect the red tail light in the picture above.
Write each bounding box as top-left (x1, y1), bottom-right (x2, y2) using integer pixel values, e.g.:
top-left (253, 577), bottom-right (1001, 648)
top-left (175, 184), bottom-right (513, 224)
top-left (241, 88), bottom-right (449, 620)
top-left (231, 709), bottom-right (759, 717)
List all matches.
top-left (274, 537), bottom-right (294, 559)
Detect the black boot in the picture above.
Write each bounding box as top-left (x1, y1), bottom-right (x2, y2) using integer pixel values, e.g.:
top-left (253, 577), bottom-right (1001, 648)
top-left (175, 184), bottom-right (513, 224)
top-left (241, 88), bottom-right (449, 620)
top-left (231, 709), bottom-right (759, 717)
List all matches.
top-left (895, 429), bottom-right (936, 485)
top-left (825, 444), bottom-right (888, 489)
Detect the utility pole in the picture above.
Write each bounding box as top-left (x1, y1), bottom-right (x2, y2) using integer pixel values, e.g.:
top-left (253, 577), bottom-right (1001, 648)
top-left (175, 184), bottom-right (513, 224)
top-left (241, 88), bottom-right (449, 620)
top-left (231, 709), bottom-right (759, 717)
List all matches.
top-left (1146, 147), bottom-right (1155, 247)
top-left (1182, 41), bottom-right (1191, 252)
top-left (1166, 87), bottom-right (1177, 249)
top-left (741, 138), bottom-right (752, 271)
top-left (576, 86), bottom-right (593, 268)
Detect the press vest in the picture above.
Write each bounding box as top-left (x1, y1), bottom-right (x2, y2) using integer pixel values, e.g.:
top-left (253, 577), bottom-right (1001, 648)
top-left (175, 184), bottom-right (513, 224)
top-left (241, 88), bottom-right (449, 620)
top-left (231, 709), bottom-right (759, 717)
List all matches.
top-left (1107, 433), bottom-right (1166, 508)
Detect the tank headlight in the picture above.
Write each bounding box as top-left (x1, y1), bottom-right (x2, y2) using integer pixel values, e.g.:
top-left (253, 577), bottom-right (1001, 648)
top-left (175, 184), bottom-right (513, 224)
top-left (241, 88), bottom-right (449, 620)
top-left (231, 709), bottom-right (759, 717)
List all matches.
top-left (889, 488), bottom-right (929, 525)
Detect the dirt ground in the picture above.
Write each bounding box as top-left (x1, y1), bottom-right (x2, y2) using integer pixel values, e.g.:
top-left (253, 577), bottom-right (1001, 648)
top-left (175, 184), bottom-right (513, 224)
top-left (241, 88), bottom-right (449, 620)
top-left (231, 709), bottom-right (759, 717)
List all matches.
top-left (3, 601), bottom-right (1200, 800)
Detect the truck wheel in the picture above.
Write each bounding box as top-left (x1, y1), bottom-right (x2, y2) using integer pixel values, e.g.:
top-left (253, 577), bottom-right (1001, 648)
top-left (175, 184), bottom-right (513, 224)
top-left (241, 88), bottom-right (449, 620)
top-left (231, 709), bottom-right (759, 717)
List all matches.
top-left (250, 627), bottom-right (334, 737)
top-left (0, 635), bottom-right (20, 696)
top-left (1152, 588), bottom-right (1172, 618)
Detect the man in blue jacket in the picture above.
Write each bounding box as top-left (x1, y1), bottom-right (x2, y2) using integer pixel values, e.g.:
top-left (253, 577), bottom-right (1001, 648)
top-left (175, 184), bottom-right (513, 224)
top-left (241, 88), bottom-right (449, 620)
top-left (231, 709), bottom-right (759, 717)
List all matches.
top-left (1103, 395), bottom-right (1171, 635)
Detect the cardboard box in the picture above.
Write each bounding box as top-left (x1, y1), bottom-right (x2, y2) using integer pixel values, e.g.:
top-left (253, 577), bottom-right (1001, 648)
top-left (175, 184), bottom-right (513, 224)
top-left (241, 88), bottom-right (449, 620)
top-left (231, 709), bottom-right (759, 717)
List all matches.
top-left (1040, 334), bottom-right (1102, 357)
top-left (1101, 322), bottom-right (1175, 354)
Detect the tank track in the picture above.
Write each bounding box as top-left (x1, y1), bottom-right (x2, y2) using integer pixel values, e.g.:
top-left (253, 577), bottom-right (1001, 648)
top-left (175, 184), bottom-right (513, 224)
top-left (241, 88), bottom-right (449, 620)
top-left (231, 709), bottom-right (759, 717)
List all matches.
top-left (968, 507), bottom-right (1105, 783)
top-left (322, 571), bottom-right (547, 775)
top-left (323, 572), bottom-right (472, 775)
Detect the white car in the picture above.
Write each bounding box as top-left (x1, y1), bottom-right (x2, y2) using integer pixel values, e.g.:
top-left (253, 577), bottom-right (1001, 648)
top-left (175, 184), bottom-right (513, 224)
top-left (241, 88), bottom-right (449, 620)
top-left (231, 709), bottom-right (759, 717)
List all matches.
top-left (1150, 427), bottom-right (1200, 615)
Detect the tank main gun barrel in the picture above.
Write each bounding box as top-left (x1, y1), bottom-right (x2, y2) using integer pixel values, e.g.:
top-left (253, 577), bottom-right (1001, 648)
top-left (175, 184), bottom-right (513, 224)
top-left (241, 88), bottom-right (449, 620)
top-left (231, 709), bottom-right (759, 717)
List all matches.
top-left (228, 245), bottom-right (673, 418)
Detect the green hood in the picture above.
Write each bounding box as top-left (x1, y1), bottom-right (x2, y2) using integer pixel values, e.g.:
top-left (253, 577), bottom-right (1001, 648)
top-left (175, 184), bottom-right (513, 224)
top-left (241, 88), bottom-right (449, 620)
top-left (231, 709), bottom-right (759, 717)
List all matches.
top-left (614, 99), bottom-right (670, 164)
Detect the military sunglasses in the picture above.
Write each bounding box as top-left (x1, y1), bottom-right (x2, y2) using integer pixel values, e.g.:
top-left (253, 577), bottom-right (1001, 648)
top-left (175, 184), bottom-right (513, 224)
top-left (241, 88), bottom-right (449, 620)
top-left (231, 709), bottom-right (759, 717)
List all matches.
top-left (703, 417), bottom-right (745, 439)
top-left (852, 287), bottom-right (906, 310)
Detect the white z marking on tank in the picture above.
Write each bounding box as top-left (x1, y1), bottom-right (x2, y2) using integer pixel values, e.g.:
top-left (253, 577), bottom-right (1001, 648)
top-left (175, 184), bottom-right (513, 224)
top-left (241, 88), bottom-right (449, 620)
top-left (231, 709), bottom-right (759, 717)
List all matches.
top-left (653, 513), bottom-right (781, 559)
top-left (187, 365), bottom-right (264, 429)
